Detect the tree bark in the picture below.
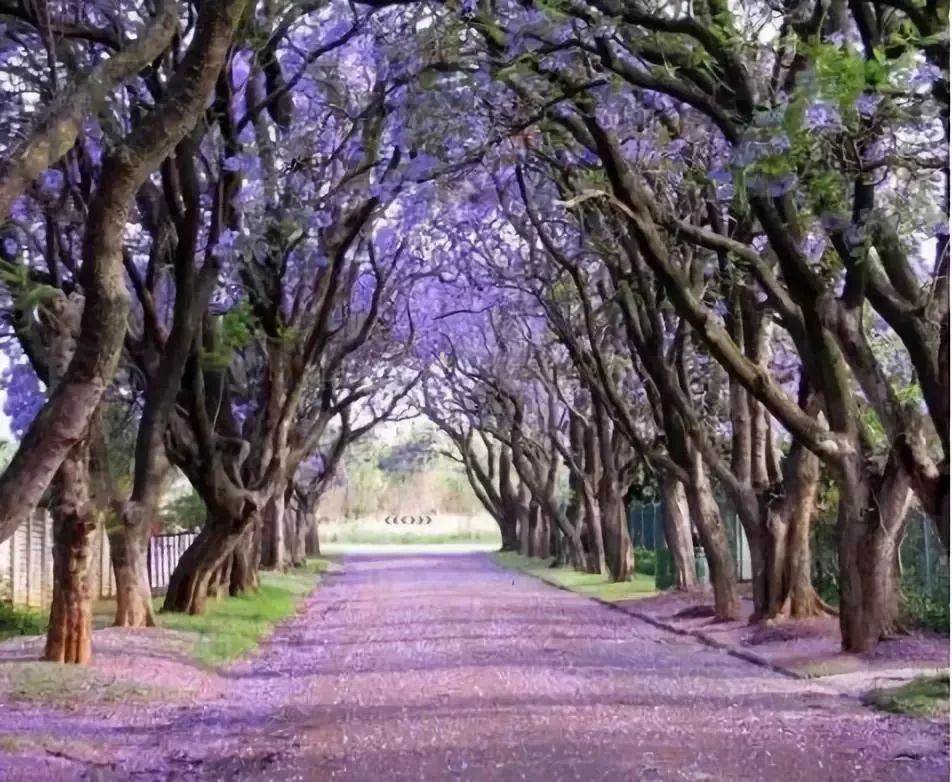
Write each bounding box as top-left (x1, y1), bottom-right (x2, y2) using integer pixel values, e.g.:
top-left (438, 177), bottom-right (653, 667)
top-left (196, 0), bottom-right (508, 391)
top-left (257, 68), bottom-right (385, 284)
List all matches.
top-left (109, 504), bottom-right (155, 627)
top-left (659, 477), bottom-right (697, 589)
top-left (44, 293), bottom-right (96, 664)
top-left (229, 522), bottom-right (259, 596)
top-left (0, 0), bottom-right (250, 544)
top-left (685, 449), bottom-right (740, 620)
top-left (45, 438), bottom-right (95, 665)
top-left (0, 1), bottom-right (181, 219)
top-left (838, 452), bottom-right (912, 652)
top-left (497, 449), bottom-right (521, 551)
top-left (762, 442), bottom-right (828, 620)
top-left (164, 523), bottom-right (241, 614)
top-left (259, 491), bottom-right (287, 571)
top-left (304, 511), bottom-right (321, 556)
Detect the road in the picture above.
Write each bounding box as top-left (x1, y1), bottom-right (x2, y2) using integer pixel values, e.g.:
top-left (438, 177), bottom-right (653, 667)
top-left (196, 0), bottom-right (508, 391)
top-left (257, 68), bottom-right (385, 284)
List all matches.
top-left (140, 551), bottom-right (945, 781)
top-left (13, 551), bottom-right (933, 780)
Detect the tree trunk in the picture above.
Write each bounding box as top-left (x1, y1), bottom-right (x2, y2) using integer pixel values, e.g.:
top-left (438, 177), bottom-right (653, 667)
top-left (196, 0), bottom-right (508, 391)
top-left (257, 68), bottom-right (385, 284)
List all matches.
top-left (109, 504), bottom-right (155, 627)
top-left (838, 454), bottom-right (912, 652)
top-left (599, 488), bottom-right (633, 582)
top-left (229, 522), bottom-right (259, 596)
top-left (581, 491), bottom-right (607, 574)
top-left (0, 0), bottom-right (248, 543)
top-left (259, 492), bottom-right (287, 571)
top-left (499, 516), bottom-right (519, 552)
top-left (212, 554), bottom-right (233, 599)
top-left (45, 438), bottom-right (95, 665)
top-left (528, 501), bottom-right (539, 557)
top-left (289, 503), bottom-right (307, 567)
top-left (517, 484), bottom-right (531, 557)
top-left (685, 450), bottom-right (740, 620)
top-left (659, 477), bottom-right (697, 590)
top-left (762, 443), bottom-right (827, 620)
top-left (44, 292), bottom-right (95, 664)
top-left (164, 499), bottom-right (249, 614)
top-left (304, 511), bottom-right (321, 556)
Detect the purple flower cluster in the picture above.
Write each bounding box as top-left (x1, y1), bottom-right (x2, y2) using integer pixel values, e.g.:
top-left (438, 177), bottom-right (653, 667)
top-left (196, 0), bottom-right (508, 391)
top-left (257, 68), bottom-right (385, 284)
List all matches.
top-left (0, 359), bottom-right (44, 438)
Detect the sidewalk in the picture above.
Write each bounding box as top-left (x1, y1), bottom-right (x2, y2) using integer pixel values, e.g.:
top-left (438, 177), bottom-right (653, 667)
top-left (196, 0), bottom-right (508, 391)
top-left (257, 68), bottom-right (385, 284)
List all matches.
top-left (614, 589), bottom-right (949, 701)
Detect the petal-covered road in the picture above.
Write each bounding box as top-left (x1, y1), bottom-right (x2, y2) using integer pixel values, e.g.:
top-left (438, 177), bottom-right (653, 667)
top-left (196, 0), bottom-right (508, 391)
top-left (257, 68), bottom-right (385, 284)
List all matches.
top-left (7, 552), bottom-right (948, 780)
top-left (159, 552), bottom-right (948, 781)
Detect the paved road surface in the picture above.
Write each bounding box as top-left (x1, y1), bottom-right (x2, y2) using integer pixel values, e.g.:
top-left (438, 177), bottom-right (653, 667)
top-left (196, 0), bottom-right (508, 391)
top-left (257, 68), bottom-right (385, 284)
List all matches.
top-left (9, 552), bottom-right (930, 780)
top-left (144, 552), bottom-right (947, 782)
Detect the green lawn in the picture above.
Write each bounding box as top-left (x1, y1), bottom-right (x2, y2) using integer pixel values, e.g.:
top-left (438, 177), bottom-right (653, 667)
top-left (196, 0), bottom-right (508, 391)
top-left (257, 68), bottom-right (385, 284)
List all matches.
top-left (158, 558), bottom-right (333, 666)
top-left (0, 661), bottom-right (161, 704)
top-left (491, 551), bottom-right (656, 602)
top-left (864, 674), bottom-right (950, 720)
top-left (0, 602), bottom-right (46, 640)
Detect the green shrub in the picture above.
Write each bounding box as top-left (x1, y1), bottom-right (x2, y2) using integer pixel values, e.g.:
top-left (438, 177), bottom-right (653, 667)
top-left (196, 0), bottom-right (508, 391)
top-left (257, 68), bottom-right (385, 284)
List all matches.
top-left (902, 581), bottom-right (950, 634)
top-left (0, 602), bottom-right (46, 640)
top-left (865, 675), bottom-right (949, 719)
top-left (634, 546), bottom-right (656, 576)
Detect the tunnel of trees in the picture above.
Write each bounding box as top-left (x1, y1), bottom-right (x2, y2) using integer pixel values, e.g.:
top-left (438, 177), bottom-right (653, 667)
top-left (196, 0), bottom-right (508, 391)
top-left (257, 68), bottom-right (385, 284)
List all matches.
top-left (0, 0), bottom-right (947, 663)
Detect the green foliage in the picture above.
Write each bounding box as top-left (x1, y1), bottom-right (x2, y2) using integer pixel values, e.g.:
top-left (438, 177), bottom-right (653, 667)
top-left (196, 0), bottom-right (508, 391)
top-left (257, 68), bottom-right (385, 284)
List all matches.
top-left (865, 675), bottom-right (950, 720)
top-left (634, 546), bottom-right (656, 577)
top-left (0, 260), bottom-right (60, 320)
top-left (159, 564), bottom-right (324, 665)
top-left (492, 551), bottom-right (656, 602)
top-left (102, 402), bottom-right (138, 487)
top-left (903, 585), bottom-right (950, 634)
top-left (812, 508), bottom-right (950, 633)
top-left (160, 489), bottom-right (206, 531)
top-left (200, 301), bottom-right (257, 371)
top-left (0, 602), bottom-right (46, 640)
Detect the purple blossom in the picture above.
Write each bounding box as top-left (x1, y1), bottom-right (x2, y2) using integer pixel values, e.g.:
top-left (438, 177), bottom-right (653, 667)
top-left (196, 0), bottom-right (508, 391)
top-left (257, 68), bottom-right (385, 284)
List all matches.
top-left (231, 399), bottom-right (257, 427)
top-left (845, 222), bottom-right (866, 246)
top-left (730, 141), bottom-right (766, 168)
top-left (40, 169), bottom-right (64, 196)
top-left (767, 173), bottom-right (798, 197)
top-left (212, 228), bottom-right (239, 259)
top-left (10, 197), bottom-right (29, 223)
top-left (1, 236), bottom-right (17, 257)
top-left (1, 360), bottom-right (44, 437)
top-left (375, 226), bottom-right (397, 252)
top-left (800, 234), bottom-right (827, 263)
top-left (804, 101), bottom-right (842, 130)
top-left (862, 139), bottom-right (886, 164)
top-left (854, 94), bottom-right (881, 118)
top-left (746, 173), bottom-right (767, 193)
top-left (222, 156), bottom-right (242, 172)
top-left (933, 222), bottom-right (950, 237)
top-left (909, 62), bottom-right (942, 89)
top-left (828, 32), bottom-right (846, 47)
top-left (820, 213), bottom-right (849, 233)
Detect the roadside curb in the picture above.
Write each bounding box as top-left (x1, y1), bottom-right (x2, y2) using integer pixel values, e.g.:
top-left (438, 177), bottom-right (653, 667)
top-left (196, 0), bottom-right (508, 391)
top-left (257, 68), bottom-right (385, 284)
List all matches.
top-left (489, 555), bottom-right (859, 695)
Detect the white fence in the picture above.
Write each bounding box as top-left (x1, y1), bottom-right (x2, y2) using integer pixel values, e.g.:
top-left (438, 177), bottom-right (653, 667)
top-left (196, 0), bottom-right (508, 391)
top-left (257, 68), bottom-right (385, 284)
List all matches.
top-left (0, 510), bottom-right (197, 608)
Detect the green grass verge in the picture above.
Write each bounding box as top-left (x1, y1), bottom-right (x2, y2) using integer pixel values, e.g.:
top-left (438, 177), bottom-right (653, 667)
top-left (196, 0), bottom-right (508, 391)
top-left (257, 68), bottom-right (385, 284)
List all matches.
top-left (0, 602), bottom-right (47, 640)
top-left (0, 661), bottom-right (162, 704)
top-left (864, 674), bottom-right (950, 720)
top-left (491, 551), bottom-right (656, 602)
top-left (158, 558), bottom-right (332, 666)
